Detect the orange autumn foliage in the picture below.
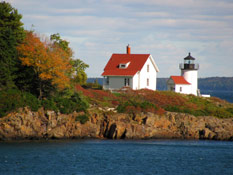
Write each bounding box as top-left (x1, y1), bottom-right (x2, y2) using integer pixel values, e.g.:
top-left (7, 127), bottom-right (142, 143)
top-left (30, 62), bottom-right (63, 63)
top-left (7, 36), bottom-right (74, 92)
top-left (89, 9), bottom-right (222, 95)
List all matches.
top-left (17, 31), bottom-right (72, 90)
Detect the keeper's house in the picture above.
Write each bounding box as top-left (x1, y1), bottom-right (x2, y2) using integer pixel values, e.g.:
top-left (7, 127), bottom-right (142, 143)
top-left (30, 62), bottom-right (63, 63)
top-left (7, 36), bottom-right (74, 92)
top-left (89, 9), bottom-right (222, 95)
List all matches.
top-left (102, 45), bottom-right (159, 91)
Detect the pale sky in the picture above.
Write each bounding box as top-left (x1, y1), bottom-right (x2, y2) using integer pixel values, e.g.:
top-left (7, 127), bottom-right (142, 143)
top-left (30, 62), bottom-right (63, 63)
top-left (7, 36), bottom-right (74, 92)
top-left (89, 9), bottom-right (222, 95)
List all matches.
top-left (6, 0), bottom-right (233, 78)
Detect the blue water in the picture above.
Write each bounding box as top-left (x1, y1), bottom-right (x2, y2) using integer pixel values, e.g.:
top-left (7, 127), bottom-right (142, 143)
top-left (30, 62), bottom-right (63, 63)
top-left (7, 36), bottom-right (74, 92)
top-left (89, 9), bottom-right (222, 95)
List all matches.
top-left (0, 140), bottom-right (232, 175)
top-left (201, 90), bottom-right (233, 103)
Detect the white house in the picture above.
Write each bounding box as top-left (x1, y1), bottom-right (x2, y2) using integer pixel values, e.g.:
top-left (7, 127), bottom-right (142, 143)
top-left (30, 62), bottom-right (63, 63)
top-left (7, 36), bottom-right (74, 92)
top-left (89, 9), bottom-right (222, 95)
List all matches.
top-left (102, 45), bottom-right (159, 90)
top-left (167, 53), bottom-right (200, 96)
top-left (167, 76), bottom-right (192, 94)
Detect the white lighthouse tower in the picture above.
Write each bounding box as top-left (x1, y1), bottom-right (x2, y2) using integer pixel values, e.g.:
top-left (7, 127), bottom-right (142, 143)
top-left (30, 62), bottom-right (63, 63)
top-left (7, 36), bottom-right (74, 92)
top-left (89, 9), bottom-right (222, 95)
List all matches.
top-left (179, 53), bottom-right (199, 96)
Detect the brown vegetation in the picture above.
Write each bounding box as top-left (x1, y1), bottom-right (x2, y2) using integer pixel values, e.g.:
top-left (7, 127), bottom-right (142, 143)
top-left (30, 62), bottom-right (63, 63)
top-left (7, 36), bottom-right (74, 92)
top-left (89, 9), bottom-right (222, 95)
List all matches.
top-left (76, 86), bottom-right (233, 118)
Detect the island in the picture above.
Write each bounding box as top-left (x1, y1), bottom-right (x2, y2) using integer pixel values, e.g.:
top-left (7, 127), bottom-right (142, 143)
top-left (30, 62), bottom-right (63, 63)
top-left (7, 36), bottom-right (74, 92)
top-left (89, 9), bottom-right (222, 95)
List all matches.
top-left (1, 1), bottom-right (233, 141)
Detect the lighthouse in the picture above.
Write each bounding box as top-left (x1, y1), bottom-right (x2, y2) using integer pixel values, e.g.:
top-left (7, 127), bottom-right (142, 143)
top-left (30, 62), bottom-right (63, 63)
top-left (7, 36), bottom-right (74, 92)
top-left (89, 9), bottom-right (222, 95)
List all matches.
top-left (167, 53), bottom-right (201, 96)
top-left (179, 53), bottom-right (199, 95)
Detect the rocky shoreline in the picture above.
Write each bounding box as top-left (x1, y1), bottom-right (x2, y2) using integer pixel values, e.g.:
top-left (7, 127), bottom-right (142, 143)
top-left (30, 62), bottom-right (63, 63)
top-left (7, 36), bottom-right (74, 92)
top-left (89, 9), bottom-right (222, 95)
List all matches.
top-left (0, 107), bottom-right (233, 141)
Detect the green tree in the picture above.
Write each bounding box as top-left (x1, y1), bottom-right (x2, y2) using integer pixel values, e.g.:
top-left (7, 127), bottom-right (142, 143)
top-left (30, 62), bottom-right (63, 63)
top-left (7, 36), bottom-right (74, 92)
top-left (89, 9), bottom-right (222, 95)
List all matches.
top-left (71, 59), bottom-right (89, 85)
top-left (0, 1), bottom-right (25, 90)
top-left (50, 33), bottom-right (72, 56)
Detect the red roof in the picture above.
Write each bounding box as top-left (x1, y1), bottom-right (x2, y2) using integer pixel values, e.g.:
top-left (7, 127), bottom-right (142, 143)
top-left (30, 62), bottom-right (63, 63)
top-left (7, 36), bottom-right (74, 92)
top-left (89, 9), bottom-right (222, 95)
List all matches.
top-left (170, 76), bottom-right (191, 85)
top-left (102, 54), bottom-right (150, 76)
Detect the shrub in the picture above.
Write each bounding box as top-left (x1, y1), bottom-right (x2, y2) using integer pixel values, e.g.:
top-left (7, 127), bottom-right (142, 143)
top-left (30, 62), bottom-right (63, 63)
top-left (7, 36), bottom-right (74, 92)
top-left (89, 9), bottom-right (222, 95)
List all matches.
top-left (55, 97), bottom-right (74, 114)
top-left (71, 92), bottom-right (89, 112)
top-left (0, 88), bottom-right (90, 117)
top-left (0, 89), bottom-right (40, 117)
top-left (226, 107), bottom-right (233, 114)
top-left (192, 109), bottom-right (208, 116)
top-left (164, 105), bottom-right (182, 113)
top-left (214, 108), bottom-right (233, 118)
top-left (117, 100), bottom-right (161, 114)
top-left (140, 101), bottom-right (158, 112)
top-left (41, 92), bottom-right (89, 114)
top-left (48, 93), bottom-right (89, 114)
top-left (41, 98), bottom-right (58, 112)
top-left (117, 101), bottom-right (130, 113)
top-left (75, 114), bottom-right (89, 124)
top-left (22, 92), bottom-right (40, 111)
top-left (113, 92), bottom-right (121, 97)
top-left (0, 89), bottom-right (23, 117)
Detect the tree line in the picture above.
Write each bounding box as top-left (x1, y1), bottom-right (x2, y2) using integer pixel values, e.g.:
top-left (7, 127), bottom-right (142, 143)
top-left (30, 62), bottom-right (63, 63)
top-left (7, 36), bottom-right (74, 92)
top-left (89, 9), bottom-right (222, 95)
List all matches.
top-left (0, 1), bottom-right (89, 117)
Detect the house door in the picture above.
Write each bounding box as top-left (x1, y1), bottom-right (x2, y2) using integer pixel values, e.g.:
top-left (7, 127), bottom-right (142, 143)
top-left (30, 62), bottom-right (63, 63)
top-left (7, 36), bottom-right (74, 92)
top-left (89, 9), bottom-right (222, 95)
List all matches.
top-left (124, 78), bottom-right (130, 86)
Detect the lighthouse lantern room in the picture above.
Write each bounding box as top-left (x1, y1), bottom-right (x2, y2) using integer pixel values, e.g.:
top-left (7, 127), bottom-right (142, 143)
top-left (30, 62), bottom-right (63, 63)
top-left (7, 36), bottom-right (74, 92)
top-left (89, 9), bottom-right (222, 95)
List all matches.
top-left (179, 52), bottom-right (199, 70)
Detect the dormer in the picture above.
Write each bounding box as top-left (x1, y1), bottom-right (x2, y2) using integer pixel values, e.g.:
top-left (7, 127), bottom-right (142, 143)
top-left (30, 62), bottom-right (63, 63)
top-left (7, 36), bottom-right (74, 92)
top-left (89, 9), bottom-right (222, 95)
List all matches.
top-left (119, 62), bottom-right (130, 69)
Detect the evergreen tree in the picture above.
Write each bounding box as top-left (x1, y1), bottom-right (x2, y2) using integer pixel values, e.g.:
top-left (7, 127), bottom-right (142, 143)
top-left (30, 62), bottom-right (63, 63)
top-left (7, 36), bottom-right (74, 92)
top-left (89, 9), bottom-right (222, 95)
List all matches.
top-left (0, 1), bottom-right (25, 90)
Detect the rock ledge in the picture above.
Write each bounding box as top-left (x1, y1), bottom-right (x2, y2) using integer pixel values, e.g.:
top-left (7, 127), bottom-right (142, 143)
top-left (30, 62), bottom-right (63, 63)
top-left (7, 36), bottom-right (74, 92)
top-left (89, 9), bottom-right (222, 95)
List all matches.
top-left (0, 108), bottom-right (232, 141)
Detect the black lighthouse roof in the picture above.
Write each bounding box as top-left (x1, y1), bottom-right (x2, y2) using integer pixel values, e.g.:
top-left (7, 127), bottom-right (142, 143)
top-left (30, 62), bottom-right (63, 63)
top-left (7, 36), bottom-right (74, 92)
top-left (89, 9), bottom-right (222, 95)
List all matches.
top-left (184, 52), bottom-right (195, 60)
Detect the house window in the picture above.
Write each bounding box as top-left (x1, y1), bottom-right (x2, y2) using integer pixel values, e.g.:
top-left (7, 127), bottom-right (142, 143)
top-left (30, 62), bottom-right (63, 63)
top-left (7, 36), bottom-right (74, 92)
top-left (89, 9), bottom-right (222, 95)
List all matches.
top-left (106, 77), bottom-right (109, 85)
top-left (119, 62), bottom-right (130, 69)
top-left (147, 78), bottom-right (149, 86)
top-left (124, 78), bottom-right (130, 86)
top-left (147, 64), bottom-right (149, 72)
top-left (120, 64), bottom-right (126, 68)
top-left (180, 87), bottom-right (182, 92)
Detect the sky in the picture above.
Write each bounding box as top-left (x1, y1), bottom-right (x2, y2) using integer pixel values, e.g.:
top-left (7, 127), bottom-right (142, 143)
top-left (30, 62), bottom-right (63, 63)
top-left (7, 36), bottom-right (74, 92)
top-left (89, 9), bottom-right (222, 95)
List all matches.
top-left (6, 0), bottom-right (233, 78)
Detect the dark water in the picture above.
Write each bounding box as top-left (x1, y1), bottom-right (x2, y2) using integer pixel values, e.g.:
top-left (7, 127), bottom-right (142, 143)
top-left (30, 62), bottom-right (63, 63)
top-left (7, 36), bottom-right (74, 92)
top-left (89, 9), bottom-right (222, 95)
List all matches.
top-left (201, 90), bottom-right (233, 103)
top-left (0, 140), bottom-right (233, 175)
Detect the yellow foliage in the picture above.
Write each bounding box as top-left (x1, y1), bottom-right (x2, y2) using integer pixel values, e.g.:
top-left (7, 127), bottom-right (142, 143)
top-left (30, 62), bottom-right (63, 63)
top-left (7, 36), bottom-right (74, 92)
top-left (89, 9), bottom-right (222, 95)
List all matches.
top-left (17, 31), bottom-right (72, 91)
